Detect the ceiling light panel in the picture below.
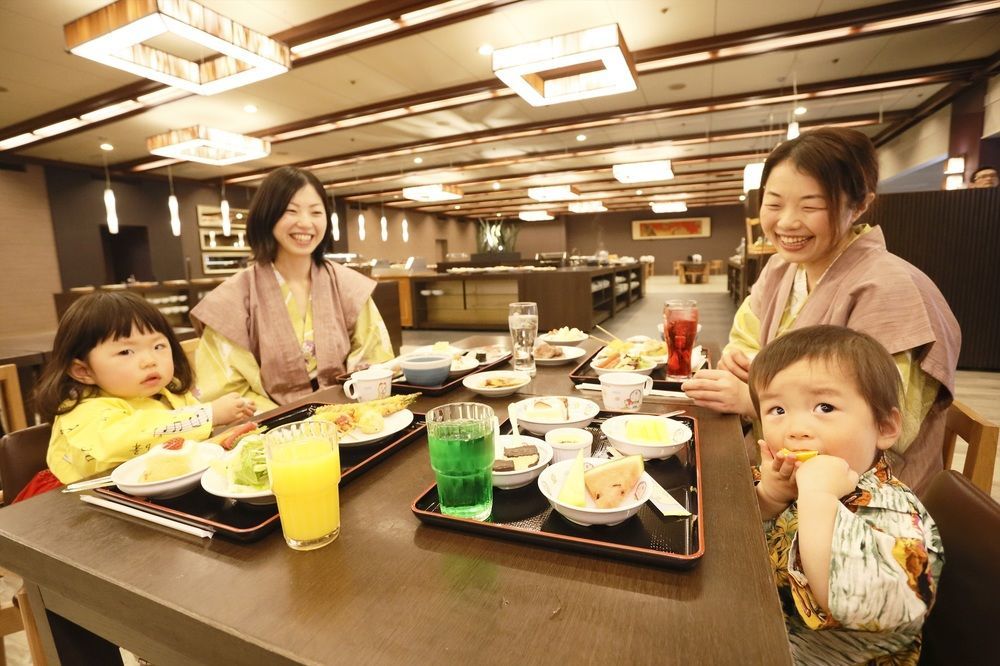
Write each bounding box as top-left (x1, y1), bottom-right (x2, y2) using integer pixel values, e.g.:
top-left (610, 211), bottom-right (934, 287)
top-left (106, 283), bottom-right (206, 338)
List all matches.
top-left (401, 184), bottom-right (463, 202)
top-left (147, 126), bottom-right (270, 165)
top-left (612, 159), bottom-right (674, 183)
top-left (527, 185), bottom-right (580, 201)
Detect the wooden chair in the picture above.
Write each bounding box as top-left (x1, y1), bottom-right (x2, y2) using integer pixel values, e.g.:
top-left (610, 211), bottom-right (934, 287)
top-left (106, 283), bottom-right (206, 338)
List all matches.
top-left (919, 470), bottom-right (1000, 664)
top-left (0, 423), bottom-right (52, 666)
top-left (708, 259), bottom-right (724, 275)
top-left (0, 364), bottom-right (28, 435)
top-left (672, 260), bottom-right (683, 276)
top-left (942, 400), bottom-right (999, 494)
top-left (180, 337), bottom-right (200, 370)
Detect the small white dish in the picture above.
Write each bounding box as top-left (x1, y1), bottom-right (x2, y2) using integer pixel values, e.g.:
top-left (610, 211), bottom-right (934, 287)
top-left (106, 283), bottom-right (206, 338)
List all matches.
top-left (201, 466), bottom-right (275, 505)
top-left (338, 409), bottom-right (415, 446)
top-left (537, 457), bottom-right (652, 526)
top-left (533, 345), bottom-right (587, 366)
top-left (462, 371), bottom-right (531, 398)
top-left (449, 354), bottom-right (480, 376)
top-left (112, 441), bottom-right (224, 499)
top-left (600, 414), bottom-right (693, 460)
top-left (492, 435), bottom-right (552, 490)
top-left (544, 427), bottom-right (594, 463)
top-left (511, 396), bottom-right (600, 435)
top-left (538, 329), bottom-right (589, 346)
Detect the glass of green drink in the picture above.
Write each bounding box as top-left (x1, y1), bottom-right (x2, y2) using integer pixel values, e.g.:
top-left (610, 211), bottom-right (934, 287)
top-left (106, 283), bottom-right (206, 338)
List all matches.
top-left (426, 402), bottom-right (495, 521)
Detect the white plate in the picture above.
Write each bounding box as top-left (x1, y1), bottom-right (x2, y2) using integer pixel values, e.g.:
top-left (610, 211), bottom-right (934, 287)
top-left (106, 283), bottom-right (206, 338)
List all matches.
top-left (338, 409), bottom-right (415, 446)
top-left (600, 415), bottom-right (692, 460)
top-left (201, 464), bottom-right (275, 505)
top-left (537, 457), bottom-right (652, 526)
top-left (112, 442), bottom-right (224, 499)
top-left (511, 396), bottom-right (600, 434)
top-left (449, 354), bottom-right (480, 376)
top-left (462, 370), bottom-right (531, 397)
top-left (533, 345), bottom-right (587, 366)
top-left (538, 331), bottom-right (589, 346)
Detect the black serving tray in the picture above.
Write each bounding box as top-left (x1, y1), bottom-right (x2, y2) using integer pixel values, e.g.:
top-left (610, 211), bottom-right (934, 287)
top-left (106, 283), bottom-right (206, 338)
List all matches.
top-left (568, 347), bottom-right (710, 391)
top-left (411, 411), bottom-right (704, 569)
top-left (93, 403), bottom-right (427, 542)
top-left (335, 353), bottom-right (512, 397)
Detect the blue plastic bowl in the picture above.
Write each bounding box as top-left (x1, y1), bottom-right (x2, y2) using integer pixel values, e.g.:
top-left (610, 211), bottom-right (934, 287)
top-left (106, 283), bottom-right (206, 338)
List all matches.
top-left (400, 354), bottom-right (452, 386)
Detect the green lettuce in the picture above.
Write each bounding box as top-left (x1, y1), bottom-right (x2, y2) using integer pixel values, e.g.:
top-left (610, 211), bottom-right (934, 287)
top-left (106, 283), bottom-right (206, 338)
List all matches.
top-left (229, 435), bottom-right (268, 490)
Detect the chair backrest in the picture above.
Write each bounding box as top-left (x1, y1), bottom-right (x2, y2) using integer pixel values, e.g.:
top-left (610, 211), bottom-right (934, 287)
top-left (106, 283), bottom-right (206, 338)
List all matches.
top-left (0, 364), bottom-right (28, 434)
top-left (0, 423), bottom-right (52, 504)
top-left (709, 259), bottom-right (724, 274)
top-left (180, 337), bottom-right (200, 370)
top-left (919, 470), bottom-right (1000, 664)
top-left (672, 260), bottom-right (683, 275)
top-left (942, 400), bottom-right (998, 494)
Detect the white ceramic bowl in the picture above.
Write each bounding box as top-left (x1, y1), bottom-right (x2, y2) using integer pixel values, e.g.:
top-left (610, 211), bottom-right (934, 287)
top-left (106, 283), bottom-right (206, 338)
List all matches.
top-left (462, 370), bottom-right (531, 397)
top-left (448, 354), bottom-right (480, 377)
top-left (511, 396), bottom-right (600, 435)
top-left (399, 353), bottom-right (452, 386)
top-left (537, 457), bottom-right (652, 526)
top-left (112, 441), bottom-right (225, 499)
top-left (492, 435), bottom-right (552, 490)
top-left (544, 427), bottom-right (594, 463)
top-left (590, 356), bottom-right (656, 376)
top-left (538, 330), bottom-right (589, 346)
top-left (600, 414), bottom-right (693, 460)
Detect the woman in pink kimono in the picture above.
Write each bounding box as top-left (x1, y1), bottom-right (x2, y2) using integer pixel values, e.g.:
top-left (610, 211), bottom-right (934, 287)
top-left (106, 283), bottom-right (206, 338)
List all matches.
top-left (191, 167), bottom-right (394, 410)
top-left (682, 127), bottom-right (960, 494)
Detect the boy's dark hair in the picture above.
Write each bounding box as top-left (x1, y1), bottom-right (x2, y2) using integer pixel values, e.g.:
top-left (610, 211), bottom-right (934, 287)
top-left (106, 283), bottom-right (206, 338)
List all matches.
top-left (246, 166), bottom-right (332, 265)
top-left (748, 325), bottom-right (901, 428)
top-left (760, 127), bottom-right (879, 243)
top-left (32, 291), bottom-right (192, 422)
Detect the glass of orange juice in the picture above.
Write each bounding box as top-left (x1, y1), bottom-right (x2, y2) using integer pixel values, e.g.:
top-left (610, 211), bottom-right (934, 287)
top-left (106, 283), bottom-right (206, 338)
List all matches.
top-left (265, 421), bottom-right (341, 551)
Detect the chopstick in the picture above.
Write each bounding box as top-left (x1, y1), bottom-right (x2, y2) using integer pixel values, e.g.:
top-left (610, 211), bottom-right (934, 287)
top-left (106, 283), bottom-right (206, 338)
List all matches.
top-left (62, 475), bottom-right (114, 493)
top-left (80, 495), bottom-right (214, 539)
top-left (589, 334), bottom-right (612, 345)
top-left (594, 325), bottom-right (620, 342)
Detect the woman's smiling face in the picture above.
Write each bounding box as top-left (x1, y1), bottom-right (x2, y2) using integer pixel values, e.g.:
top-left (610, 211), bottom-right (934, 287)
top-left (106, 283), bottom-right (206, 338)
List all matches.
top-left (272, 184), bottom-right (327, 261)
top-left (760, 161), bottom-right (855, 278)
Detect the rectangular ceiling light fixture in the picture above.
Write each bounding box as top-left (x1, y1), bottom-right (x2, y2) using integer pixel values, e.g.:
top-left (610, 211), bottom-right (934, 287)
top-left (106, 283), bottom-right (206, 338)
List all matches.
top-left (492, 24), bottom-right (637, 106)
top-left (612, 159), bottom-right (674, 183)
top-left (147, 126), bottom-right (270, 165)
top-left (64, 0), bottom-right (290, 95)
top-left (401, 184), bottom-right (463, 202)
top-left (527, 185), bottom-right (580, 202)
top-left (650, 201), bottom-right (688, 213)
top-left (568, 201), bottom-right (607, 213)
top-left (519, 210), bottom-right (554, 221)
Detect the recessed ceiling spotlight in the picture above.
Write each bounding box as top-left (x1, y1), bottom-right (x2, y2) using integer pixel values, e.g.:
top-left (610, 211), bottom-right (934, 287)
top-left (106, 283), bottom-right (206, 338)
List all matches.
top-left (492, 182), bottom-right (501, 190)
top-left (794, 106), bottom-right (807, 116)
top-left (243, 104), bottom-right (258, 113)
top-left (739, 194), bottom-right (746, 201)
top-left (99, 143), bottom-right (114, 151)
top-left (576, 134), bottom-right (587, 142)
top-left (414, 156), bottom-right (423, 164)
top-left (478, 43), bottom-right (494, 56)
top-left (454, 205), bottom-right (461, 209)
top-left (635, 189), bottom-right (643, 195)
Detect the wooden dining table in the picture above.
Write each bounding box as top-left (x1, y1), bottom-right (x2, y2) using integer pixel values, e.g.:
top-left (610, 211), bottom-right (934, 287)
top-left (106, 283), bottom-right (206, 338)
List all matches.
top-left (0, 335), bottom-right (790, 665)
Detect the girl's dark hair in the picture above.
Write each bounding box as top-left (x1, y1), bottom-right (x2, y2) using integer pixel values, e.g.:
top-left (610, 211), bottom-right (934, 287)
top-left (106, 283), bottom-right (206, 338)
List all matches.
top-left (245, 166), bottom-right (332, 265)
top-left (759, 127), bottom-right (879, 241)
top-left (748, 325), bottom-right (901, 430)
top-left (32, 291), bottom-right (193, 422)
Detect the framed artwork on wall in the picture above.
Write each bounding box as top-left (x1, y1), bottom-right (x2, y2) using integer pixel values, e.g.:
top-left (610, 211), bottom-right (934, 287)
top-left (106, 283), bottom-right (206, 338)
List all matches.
top-left (196, 204), bottom-right (249, 228)
top-left (632, 217), bottom-right (711, 240)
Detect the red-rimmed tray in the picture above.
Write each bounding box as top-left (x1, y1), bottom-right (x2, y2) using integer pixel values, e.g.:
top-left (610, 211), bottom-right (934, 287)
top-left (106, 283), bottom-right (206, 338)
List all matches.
top-left (567, 347), bottom-right (711, 391)
top-left (335, 353), bottom-right (512, 397)
top-left (93, 403), bottom-right (427, 542)
top-left (411, 411), bottom-right (704, 569)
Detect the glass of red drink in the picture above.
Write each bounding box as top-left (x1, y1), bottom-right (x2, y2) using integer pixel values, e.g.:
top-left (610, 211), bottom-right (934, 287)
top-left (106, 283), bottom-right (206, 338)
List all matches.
top-left (663, 299), bottom-right (699, 380)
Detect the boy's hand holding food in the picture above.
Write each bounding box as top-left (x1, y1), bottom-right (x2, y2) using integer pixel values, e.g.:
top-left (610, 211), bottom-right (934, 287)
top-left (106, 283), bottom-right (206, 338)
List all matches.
top-left (211, 392), bottom-right (256, 425)
top-left (795, 455), bottom-right (859, 500)
top-left (756, 441), bottom-right (800, 518)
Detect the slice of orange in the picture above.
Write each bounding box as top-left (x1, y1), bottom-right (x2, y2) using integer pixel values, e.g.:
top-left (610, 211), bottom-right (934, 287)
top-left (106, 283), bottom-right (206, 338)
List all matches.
top-left (777, 448), bottom-right (819, 462)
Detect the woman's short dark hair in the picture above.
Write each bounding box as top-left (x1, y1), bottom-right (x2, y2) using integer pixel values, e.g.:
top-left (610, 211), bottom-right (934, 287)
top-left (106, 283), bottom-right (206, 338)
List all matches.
top-left (32, 291), bottom-right (192, 421)
top-left (748, 325), bottom-right (901, 429)
top-left (246, 166), bottom-right (332, 265)
top-left (759, 127), bottom-right (879, 241)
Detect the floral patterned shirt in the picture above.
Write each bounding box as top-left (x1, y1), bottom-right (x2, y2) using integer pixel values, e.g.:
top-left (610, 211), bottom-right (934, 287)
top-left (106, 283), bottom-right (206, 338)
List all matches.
top-left (762, 456), bottom-right (943, 665)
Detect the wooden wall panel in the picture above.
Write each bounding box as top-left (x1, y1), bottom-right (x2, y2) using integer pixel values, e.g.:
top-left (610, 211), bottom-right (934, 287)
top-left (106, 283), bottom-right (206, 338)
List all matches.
top-left (861, 187), bottom-right (1000, 370)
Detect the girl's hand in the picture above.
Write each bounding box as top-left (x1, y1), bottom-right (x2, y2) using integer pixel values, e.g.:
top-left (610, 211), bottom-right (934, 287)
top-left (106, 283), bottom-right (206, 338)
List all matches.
top-left (795, 455), bottom-right (859, 499)
top-left (211, 392), bottom-right (256, 425)
top-left (681, 369), bottom-right (754, 416)
top-left (757, 441), bottom-right (799, 508)
top-left (717, 349), bottom-right (752, 383)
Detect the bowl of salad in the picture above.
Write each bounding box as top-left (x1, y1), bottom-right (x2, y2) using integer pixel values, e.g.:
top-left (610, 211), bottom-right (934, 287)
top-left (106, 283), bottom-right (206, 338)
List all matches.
top-left (200, 434), bottom-right (275, 505)
top-left (590, 351), bottom-right (656, 376)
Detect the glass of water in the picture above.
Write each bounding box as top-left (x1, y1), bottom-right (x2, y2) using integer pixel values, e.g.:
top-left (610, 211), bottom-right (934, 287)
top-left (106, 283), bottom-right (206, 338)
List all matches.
top-left (508, 302), bottom-right (538, 375)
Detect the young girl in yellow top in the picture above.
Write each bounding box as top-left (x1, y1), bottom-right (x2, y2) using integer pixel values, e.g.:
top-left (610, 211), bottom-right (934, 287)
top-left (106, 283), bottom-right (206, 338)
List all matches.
top-left (31, 291), bottom-right (256, 488)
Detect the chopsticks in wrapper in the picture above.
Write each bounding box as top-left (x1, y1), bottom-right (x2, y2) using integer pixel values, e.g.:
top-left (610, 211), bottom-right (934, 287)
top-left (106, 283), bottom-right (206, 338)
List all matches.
top-left (81, 495), bottom-right (214, 539)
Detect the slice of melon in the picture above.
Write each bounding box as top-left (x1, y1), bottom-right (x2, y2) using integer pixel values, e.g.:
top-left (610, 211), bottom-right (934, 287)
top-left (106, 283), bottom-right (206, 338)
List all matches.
top-left (777, 448), bottom-right (819, 462)
top-left (584, 455), bottom-right (644, 509)
top-left (557, 449), bottom-right (587, 507)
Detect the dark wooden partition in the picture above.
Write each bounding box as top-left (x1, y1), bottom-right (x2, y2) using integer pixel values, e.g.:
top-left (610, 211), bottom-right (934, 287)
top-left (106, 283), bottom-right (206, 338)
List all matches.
top-left (860, 187), bottom-right (1000, 370)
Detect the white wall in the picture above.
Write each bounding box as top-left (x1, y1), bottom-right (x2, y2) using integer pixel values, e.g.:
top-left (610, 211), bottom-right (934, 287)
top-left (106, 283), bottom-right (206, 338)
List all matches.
top-left (984, 73), bottom-right (1000, 138)
top-left (878, 106), bottom-right (952, 182)
top-left (0, 165), bottom-right (62, 336)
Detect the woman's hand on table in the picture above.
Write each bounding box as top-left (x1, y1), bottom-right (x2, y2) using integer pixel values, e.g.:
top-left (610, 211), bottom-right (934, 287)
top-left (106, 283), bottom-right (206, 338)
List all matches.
top-left (681, 368), bottom-right (754, 416)
top-left (211, 392), bottom-right (257, 425)
top-left (718, 349), bottom-right (752, 383)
